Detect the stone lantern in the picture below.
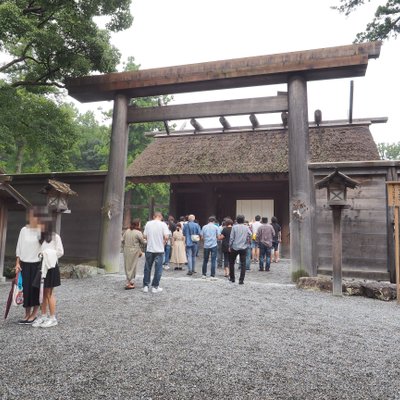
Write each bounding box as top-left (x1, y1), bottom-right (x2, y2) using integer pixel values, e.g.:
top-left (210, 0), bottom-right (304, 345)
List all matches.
top-left (315, 170), bottom-right (359, 296)
top-left (40, 179), bottom-right (77, 233)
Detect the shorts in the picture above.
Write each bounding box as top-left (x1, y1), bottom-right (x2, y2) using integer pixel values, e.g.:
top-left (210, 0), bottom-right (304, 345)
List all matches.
top-left (272, 241), bottom-right (279, 251)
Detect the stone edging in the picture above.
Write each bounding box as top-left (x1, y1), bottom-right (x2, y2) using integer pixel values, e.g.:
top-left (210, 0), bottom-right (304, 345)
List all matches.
top-left (297, 276), bottom-right (397, 301)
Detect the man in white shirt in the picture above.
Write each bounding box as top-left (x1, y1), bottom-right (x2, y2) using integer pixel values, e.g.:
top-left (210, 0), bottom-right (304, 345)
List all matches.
top-left (143, 212), bottom-right (170, 293)
top-left (251, 215), bottom-right (262, 264)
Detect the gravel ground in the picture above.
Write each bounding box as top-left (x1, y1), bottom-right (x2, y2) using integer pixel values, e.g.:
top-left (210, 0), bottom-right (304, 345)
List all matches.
top-left (1, 256), bottom-right (400, 400)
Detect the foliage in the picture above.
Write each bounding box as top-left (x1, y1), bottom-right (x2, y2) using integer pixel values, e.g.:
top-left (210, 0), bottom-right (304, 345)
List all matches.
top-left (377, 142), bottom-right (400, 159)
top-left (126, 182), bottom-right (170, 226)
top-left (70, 111), bottom-right (110, 170)
top-left (333, 0), bottom-right (400, 41)
top-left (0, 81), bottom-right (79, 172)
top-left (0, 0), bottom-right (132, 88)
top-left (291, 269), bottom-right (310, 283)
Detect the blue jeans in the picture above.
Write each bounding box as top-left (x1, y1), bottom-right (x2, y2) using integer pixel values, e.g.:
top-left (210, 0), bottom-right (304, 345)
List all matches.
top-left (163, 244), bottom-right (171, 265)
top-left (202, 246), bottom-right (218, 276)
top-left (143, 252), bottom-right (164, 288)
top-left (186, 244), bottom-right (198, 272)
top-left (259, 243), bottom-right (272, 271)
top-left (246, 247), bottom-right (251, 270)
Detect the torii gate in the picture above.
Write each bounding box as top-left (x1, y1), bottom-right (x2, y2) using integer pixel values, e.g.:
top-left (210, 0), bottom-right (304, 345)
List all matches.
top-left (65, 42), bottom-right (381, 275)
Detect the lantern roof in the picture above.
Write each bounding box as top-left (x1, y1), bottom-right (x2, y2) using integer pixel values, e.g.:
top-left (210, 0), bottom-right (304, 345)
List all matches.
top-left (39, 179), bottom-right (77, 196)
top-left (315, 169), bottom-right (359, 190)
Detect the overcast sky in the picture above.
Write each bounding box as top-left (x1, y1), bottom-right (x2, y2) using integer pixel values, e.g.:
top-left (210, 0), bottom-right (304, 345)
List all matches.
top-left (80, 0), bottom-right (399, 143)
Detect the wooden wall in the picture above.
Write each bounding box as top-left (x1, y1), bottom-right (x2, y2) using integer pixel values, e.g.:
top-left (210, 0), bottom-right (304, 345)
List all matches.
top-left (5, 173), bottom-right (107, 263)
top-left (311, 161), bottom-right (400, 280)
top-left (315, 175), bottom-right (387, 271)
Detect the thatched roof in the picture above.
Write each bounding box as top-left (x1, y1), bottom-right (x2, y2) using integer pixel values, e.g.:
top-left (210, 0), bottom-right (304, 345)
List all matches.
top-left (127, 125), bottom-right (380, 183)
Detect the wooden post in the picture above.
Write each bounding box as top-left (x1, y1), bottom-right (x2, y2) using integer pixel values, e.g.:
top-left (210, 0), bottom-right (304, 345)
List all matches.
top-left (332, 206), bottom-right (343, 296)
top-left (394, 206), bottom-right (400, 303)
top-left (386, 182), bottom-right (400, 302)
top-left (288, 75), bottom-right (316, 276)
top-left (0, 204), bottom-right (8, 282)
top-left (99, 94), bottom-right (129, 272)
top-left (123, 189), bottom-right (132, 230)
top-left (148, 196), bottom-right (155, 221)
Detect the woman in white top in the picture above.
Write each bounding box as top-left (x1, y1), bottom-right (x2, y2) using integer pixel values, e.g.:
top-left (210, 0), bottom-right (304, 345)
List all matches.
top-left (32, 218), bottom-right (64, 328)
top-left (15, 208), bottom-right (42, 324)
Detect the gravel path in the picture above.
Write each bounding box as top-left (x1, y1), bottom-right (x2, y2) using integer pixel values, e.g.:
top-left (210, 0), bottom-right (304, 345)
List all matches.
top-left (1, 257), bottom-right (400, 400)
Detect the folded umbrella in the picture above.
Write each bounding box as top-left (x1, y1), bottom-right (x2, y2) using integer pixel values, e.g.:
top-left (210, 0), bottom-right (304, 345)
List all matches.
top-left (4, 277), bottom-right (16, 320)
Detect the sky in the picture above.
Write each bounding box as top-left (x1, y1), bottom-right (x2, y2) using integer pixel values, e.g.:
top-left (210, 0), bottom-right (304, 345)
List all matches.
top-left (77, 0), bottom-right (399, 143)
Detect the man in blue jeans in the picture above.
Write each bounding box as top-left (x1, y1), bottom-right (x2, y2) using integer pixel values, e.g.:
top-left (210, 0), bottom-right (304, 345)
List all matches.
top-left (143, 212), bottom-right (170, 293)
top-left (183, 214), bottom-right (201, 276)
top-left (201, 216), bottom-right (219, 278)
top-left (256, 217), bottom-right (275, 272)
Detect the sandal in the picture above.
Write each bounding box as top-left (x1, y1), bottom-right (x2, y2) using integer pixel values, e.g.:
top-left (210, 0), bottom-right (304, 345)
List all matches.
top-left (125, 283), bottom-right (135, 290)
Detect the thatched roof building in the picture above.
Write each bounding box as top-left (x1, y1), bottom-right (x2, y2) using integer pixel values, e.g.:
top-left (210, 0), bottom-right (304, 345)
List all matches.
top-left (127, 124), bottom-right (380, 183)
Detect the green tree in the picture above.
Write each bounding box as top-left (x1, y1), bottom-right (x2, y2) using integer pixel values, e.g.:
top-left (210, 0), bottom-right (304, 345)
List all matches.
top-left (0, 81), bottom-right (79, 172)
top-left (0, 0), bottom-right (132, 88)
top-left (377, 142), bottom-right (400, 159)
top-left (70, 111), bottom-right (110, 170)
top-left (333, 0), bottom-right (400, 41)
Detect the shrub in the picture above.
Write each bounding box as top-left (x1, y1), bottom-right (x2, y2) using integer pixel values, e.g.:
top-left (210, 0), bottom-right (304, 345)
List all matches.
top-left (291, 268), bottom-right (309, 283)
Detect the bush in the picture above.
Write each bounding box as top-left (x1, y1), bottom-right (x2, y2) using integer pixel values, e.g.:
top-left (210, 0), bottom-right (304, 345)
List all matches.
top-left (4, 264), bottom-right (16, 279)
top-left (291, 268), bottom-right (309, 283)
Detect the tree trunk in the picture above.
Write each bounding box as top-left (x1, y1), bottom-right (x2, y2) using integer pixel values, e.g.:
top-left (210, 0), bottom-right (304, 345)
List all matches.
top-left (15, 139), bottom-right (26, 173)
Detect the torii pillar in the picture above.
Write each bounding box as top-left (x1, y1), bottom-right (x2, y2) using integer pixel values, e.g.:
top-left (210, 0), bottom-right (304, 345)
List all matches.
top-left (288, 76), bottom-right (316, 275)
top-left (99, 94), bottom-right (129, 272)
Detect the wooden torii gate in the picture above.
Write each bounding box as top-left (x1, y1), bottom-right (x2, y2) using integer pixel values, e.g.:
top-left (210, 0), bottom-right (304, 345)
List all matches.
top-left (65, 42), bottom-right (381, 274)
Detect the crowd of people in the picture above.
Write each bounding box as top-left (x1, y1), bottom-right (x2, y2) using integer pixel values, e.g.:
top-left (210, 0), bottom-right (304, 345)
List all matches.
top-left (122, 212), bottom-right (281, 292)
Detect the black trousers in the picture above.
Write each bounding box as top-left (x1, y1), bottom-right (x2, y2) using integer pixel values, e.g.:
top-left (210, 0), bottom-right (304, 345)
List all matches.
top-left (229, 249), bottom-right (247, 283)
top-left (21, 261), bottom-right (41, 308)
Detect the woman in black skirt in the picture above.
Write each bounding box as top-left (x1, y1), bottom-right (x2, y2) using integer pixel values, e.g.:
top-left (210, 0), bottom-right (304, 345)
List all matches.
top-left (32, 218), bottom-right (64, 328)
top-left (15, 208), bottom-right (42, 324)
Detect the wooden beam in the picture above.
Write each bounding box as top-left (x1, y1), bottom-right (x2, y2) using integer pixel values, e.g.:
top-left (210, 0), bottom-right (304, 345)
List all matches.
top-left (127, 95), bottom-right (288, 123)
top-left (249, 113), bottom-right (259, 128)
top-left (65, 42), bottom-right (382, 102)
top-left (190, 118), bottom-right (203, 131)
top-left (219, 116), bottom-right (231, 130)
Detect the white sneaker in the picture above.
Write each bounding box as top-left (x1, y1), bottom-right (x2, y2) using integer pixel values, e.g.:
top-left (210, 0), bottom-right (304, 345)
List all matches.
top-left (143, 286), bottom-right (149, 293)
top-left (163, 265), bottom-right (170, 270)
top-left (32, 316), bottom-right (48, 328)
top-left (152, 287), bottom-right (163, 293)
top-left (41, 318), bottom-right (58, 328)
top-left (202, 275), bottom-right (207, 279)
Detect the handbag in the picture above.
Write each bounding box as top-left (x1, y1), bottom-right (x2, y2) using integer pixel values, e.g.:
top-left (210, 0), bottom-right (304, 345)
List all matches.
top-left (12, 272), bottom-right (24, 306)
top-left (191, 234), bottom-right (200, 242)
top-left (188, 222), bottom-right (200, 242)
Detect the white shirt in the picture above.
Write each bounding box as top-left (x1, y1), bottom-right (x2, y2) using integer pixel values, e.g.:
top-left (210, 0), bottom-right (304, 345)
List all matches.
top-left (16, 226), bottom-right (41, 262)
top-left (251, 221), bottom-right (262, 235)
top-left (40, 233), bottom-right (64, 277)
top-left (144, 220), bottom-right (169, 253)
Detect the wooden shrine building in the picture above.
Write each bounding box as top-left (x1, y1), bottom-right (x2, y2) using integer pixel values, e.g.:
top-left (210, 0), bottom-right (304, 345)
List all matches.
top-left (126, 120), bottom-right (381, 246)
top-left (65, 42), bottom-right (383, 276)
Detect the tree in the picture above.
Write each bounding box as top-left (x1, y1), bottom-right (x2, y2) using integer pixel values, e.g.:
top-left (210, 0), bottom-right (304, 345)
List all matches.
top-left (0, 0), bottom-right (132, 88)
top-left (70, 111), bottom-right (110, 171)
top-left (333, 0), bottom-right (400, 41)
top-left (377, 142), bottom-right (400, 159)
top-left (0, 81), bottom-right (79, 172)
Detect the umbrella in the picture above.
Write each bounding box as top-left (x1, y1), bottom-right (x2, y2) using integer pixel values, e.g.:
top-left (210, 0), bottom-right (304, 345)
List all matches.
top-left (4, 276), bottom-right (17, 320)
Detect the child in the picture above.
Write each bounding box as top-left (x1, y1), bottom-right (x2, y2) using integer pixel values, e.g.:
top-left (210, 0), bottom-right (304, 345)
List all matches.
top-left (32, 219), bottom-right (64, 328)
